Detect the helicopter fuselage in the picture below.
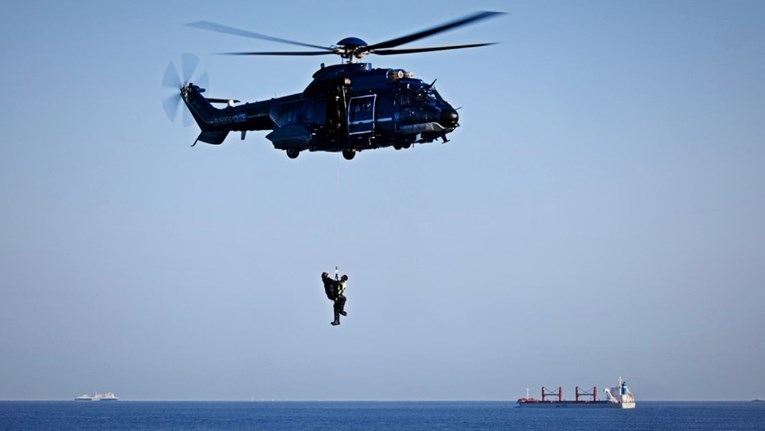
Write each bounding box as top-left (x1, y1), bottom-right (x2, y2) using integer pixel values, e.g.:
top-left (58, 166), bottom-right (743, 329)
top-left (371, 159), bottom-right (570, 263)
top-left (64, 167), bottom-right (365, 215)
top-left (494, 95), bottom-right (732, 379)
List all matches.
top-left (182, 62), bottom-right (459, 159)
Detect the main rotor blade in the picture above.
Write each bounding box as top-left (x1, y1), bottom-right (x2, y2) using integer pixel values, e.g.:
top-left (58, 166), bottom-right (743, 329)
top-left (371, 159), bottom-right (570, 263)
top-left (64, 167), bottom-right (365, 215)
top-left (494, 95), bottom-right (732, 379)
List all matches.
top-left (372, 42), bottom-right (497, 55)
top-left (362, 11), bottom-right (504, 53)
top-left (187, 21), bottom-right (332, 51)
top-left (222, 50), bottom-right (335, 56)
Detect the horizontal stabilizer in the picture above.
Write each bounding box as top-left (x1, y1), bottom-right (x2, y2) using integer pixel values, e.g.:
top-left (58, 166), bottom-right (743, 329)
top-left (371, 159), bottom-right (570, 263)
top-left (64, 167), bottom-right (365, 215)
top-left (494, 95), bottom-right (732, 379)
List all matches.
top-left (206, 97), bottom-right (241, 105)
top-left (195, 130), bottom-right (229, 145)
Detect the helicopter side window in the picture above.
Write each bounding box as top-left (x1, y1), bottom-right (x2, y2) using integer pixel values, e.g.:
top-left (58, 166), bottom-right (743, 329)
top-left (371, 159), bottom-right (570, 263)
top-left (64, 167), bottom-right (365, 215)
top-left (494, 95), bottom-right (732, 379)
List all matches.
top-left (348, 95), bottom-right (376, 135)
top-left (277, 104), bottom-right (300, 126)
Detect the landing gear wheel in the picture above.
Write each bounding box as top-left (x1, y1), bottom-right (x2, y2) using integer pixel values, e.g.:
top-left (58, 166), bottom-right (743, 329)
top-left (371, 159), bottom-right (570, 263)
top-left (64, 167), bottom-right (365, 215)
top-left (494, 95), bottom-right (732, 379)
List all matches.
top-left (402, 142), bottom-right (412, 149)
top-left (286, 148), bottom-right (300, 159)
top-left (342, 150), bottom-right (356, 160)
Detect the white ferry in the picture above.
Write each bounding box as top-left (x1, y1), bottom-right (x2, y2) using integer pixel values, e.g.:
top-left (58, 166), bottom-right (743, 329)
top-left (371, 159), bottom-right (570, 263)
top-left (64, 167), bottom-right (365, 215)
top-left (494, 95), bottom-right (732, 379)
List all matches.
top-left (74, 392), bottom-right (119, 401)
top-left (94, 392), bottom-right (119, 401)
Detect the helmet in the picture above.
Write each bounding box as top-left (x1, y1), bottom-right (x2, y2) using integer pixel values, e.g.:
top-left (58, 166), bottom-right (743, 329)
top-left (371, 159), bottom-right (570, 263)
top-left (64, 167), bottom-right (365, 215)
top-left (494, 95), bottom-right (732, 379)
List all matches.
top-left (341, 275), bottom-right (348, 281)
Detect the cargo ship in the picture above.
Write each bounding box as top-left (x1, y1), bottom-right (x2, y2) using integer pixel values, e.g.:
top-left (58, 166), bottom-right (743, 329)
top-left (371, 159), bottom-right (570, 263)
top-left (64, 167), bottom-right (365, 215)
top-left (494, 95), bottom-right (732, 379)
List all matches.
top-left (516, 377), bottom-right (635, 409)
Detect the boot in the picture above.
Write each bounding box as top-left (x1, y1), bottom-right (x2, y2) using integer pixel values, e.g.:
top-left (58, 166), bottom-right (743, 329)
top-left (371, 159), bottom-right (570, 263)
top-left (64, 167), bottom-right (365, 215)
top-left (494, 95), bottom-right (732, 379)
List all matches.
top-left (331, 319), bottom-right (340, 326)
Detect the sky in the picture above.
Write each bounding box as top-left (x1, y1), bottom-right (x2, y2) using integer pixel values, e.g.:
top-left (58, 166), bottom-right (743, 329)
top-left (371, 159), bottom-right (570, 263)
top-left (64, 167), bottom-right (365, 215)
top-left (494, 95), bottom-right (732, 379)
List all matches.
top-left (1, 0), bottom-right (764, 401)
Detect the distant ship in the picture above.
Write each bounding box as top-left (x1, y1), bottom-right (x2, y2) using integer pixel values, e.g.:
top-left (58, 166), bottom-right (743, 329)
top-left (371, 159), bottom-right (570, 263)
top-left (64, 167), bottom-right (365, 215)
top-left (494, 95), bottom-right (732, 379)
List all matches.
top-left (95, 392), bottom-right (119, 401)
top-left (74, 392), bottom-right (119, 401)
top-left (517, 377), bottom-right (636, 409)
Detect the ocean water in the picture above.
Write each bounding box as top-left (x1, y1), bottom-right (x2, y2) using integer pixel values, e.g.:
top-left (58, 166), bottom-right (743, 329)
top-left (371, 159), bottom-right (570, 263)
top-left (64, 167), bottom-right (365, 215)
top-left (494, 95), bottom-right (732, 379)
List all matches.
top-left (0, 401), bottom-right (763, 430)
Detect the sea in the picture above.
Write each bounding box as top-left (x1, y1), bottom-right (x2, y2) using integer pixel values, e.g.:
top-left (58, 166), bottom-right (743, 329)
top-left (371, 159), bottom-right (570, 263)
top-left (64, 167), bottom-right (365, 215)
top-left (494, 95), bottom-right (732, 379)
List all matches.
top-left (1, 401), bottom-right (763, 430)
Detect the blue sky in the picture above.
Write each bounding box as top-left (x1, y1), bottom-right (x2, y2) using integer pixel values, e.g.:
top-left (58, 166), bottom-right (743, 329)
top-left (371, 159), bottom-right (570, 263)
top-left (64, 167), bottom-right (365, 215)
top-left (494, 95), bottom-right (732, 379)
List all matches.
top-left (1, 0), bottom-right (764, 401)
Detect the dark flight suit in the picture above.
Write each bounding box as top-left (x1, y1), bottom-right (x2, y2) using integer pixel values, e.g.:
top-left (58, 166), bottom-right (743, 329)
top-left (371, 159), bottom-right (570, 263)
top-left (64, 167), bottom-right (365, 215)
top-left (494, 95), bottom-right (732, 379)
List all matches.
top-left (321, 272), bottom-right (347, 326)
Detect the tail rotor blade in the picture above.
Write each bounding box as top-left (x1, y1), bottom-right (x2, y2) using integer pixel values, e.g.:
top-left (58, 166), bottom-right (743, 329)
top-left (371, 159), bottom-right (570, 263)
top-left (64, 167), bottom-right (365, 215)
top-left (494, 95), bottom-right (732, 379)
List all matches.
top-left (162, 62), bottom-right (181, 89)
top-left (180, 53), bottom-right (199, 83)
top-left (162, 61), bottom-right (183, 123)
top-left (163, 93), bottom-right (181, 122)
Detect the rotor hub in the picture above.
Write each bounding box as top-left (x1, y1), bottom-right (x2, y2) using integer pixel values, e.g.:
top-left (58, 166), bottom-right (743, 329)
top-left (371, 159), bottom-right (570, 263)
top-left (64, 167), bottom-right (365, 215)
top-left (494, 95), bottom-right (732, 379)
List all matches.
top-left (336, 37), bottom-right (367, 49)
top-left (333, 37), bottom-right (368, 60)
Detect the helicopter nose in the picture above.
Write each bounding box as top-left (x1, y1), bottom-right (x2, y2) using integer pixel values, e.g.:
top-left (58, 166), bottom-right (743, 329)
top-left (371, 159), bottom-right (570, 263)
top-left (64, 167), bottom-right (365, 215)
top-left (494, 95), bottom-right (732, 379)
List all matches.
top-left (440, 108), bottom-right (459, 128)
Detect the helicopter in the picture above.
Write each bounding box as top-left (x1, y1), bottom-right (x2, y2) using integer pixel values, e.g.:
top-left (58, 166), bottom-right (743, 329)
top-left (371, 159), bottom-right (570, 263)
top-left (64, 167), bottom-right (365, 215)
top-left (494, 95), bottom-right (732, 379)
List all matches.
top-left (163, 11), bottom-right (503, 160)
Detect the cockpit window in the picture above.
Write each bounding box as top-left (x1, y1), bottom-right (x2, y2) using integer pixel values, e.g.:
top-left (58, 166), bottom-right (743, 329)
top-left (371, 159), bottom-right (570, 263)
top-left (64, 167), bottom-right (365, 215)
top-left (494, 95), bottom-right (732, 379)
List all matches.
top-left (414, 88), bottom-right (443, 104)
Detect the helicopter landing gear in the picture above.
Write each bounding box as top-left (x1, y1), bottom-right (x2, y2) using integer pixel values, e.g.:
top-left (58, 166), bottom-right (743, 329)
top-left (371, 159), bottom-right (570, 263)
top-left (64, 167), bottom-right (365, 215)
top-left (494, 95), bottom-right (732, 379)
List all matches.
top-left (286, 148), bottom-right (300, 159)
top-left (342, 149), bottom-right (356, 160)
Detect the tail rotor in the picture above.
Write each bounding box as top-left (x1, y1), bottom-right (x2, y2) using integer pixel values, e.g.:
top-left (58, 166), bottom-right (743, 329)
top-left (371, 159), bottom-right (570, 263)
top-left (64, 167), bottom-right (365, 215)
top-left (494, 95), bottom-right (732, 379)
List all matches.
top-left (162, 53), bottom-right (209, 126)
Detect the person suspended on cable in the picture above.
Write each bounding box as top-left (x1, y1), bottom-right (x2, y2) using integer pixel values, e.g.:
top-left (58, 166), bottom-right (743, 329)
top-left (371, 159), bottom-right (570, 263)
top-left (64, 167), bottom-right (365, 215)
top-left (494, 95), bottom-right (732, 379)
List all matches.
top-left (321, 271), bottom-right (348, 326)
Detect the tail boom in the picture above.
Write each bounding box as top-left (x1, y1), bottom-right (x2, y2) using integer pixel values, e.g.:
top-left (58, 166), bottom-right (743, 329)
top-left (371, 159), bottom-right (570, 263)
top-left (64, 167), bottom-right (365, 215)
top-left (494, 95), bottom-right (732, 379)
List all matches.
top-left (181, 84), bottom-right (273, 145)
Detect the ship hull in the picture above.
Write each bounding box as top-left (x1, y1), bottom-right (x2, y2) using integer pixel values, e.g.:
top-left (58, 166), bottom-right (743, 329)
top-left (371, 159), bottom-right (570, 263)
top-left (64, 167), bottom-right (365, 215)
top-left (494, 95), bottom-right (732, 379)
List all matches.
top-left (517, 401), bottom-right (634, 409)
